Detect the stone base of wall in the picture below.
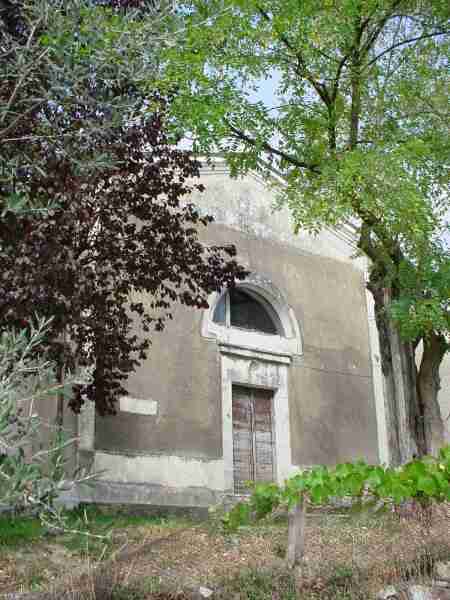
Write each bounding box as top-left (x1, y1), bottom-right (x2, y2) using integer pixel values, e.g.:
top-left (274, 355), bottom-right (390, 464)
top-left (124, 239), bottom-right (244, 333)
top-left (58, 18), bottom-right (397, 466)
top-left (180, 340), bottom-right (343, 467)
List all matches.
top-left (87, 502), bottom-right (210, 521)
top-left (63, 479), bottom-right (226, 513)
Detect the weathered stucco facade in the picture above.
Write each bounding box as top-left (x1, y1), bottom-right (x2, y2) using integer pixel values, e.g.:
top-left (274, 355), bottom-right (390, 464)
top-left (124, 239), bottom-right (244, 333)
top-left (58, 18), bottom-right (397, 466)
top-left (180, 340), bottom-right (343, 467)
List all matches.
top-left (66, 160), bottom-right (449, 510)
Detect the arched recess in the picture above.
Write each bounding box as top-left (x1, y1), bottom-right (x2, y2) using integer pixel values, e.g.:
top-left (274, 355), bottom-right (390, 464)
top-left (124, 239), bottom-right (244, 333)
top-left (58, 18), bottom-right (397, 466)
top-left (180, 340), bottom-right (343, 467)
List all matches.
top-left (201, 276), bottom-right (303, 358)
top-left (201, 275), bottom-right (301, 491)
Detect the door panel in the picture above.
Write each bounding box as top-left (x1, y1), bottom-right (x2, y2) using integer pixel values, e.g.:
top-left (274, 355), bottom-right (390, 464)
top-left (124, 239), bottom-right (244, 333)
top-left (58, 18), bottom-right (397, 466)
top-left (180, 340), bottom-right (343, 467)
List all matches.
top-left (253, 390), bottom-right (274, 484)
top-left (232, 385), bottom-right (274, 494)
top-left (232, 386), bottom-right (253, 494)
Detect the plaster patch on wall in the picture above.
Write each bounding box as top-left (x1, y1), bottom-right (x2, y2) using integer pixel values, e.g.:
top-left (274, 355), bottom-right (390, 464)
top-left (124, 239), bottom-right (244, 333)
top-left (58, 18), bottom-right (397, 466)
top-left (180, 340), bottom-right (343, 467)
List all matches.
top-left (189, 162), bottom-right (362, 266)
top-left (364, 268), bottom-right (389, 465)
top-left (94, 452), bottom-right (225, 490)
top-left (439, 353), bottom-right (450, 444)
top-left (119, 396), bottom-right (158, 416)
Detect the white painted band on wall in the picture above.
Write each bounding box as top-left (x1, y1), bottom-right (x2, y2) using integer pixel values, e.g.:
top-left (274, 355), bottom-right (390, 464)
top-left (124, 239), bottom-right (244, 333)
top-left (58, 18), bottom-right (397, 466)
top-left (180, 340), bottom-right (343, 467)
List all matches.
top-left (219, 343), bottom-right (291, 364)
top-left (95, 452), bottom-right (226, 491)
top-left (78, 400), bottom-right (95, 451)
top-left (364, 267), bottom-right (390, 465)
top-left (119, 396), bottom-right (158, 416)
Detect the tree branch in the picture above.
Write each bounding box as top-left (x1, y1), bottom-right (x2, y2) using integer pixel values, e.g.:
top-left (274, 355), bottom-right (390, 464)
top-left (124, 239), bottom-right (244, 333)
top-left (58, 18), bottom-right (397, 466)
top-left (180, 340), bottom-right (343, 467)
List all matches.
top-left (1, 47), bottom-right (50, 124)
top-left (358, 222), bottom-right (378, 263)
top-left (366, 30), bottom-right (450, 69)
top-left (331, 9), bottom-right (375, 102)
top-left (0, 100), bottom-right (45, 140)
top-left (360, 0), bottom-right (404, 56)
top-left (331, 53), bottom-right (350, 102)
top-left (224, 119), bottom-right (320, 173)
top-left (255, 5), bottom-right (331, 107)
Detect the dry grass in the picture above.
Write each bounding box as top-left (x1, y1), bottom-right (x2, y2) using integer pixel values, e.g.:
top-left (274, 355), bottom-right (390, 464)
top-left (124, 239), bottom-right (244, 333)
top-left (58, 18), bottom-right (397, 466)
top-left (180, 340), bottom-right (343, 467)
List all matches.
top-left (0, 502), bottom-right (449, 599)
top-left (0, 509), bottom-right (187, 594)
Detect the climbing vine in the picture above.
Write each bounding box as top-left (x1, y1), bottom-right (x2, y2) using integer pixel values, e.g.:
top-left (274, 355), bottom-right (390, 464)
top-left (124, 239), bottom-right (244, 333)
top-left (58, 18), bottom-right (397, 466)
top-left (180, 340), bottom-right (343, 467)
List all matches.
top-left (223, 446), bottom-right (450, 533)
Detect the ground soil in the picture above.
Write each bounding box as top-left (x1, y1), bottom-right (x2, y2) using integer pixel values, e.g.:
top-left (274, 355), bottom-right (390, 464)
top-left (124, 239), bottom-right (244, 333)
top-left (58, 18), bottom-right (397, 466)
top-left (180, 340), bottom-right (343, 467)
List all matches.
top-left (1, 503), bottom-right (449, 598)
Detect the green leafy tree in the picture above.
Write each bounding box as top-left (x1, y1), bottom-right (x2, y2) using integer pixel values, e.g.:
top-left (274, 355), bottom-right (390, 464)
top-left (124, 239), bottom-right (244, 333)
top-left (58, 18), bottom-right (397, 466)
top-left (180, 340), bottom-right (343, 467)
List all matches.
top-left (160, 0), bottom-right (450, 462)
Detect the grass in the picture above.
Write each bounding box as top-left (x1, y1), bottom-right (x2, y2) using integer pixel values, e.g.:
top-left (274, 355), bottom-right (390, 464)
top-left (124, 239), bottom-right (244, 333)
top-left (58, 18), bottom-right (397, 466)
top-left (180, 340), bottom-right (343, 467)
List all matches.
top-left (217, 567), bottom-right (297, 600)
top-left (76, 567), bottom-right (163, 600)
top-left (215, 563), bottom-right (366, 600)
top-left (0, 504), bottom-right (191, 595)
top-left (215, 539), bottom-right (450, 600)
top-left (0, 504), bottom-right (180, 555)
top-left (0, 514), bottom-right (43, 549)
top-left (63, 503), bottom-right (178, 535)
top-left (210, 504), bottom-right (450, 599)
top-left (57, 504), bottom-right (179, 559)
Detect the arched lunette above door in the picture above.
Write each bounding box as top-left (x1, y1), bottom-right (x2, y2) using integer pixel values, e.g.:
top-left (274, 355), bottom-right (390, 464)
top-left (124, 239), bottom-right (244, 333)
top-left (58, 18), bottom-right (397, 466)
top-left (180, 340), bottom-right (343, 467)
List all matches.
top-left (201, 278), bottom-right (303, 358)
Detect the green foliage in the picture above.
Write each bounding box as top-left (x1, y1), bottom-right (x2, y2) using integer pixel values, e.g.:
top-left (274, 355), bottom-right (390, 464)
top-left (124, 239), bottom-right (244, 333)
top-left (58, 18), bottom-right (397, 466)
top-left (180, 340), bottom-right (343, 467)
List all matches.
top-left (1, 0), bottom-right (176, 214)
top-left (221, 499), bottom-right (252, 531)
top-left (390, 247), bottom-right (450, 342)
top-left (161, 0), bottom-right (450, 345)
top-left (0, 503), bottom-right (171, 555)
top-left (0, 317), bottom-right (92, 519)
top-left (0, 515), bottom-right (43, 548)
top-left (225, 446), bottom-right (450, 530)
top-left (36, 1), bottom-right (171, 98)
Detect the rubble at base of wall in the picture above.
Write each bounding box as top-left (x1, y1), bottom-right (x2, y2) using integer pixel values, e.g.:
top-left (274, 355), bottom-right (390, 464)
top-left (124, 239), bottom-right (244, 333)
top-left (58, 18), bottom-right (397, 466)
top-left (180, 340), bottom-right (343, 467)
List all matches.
top-left (377, 561), bottom-right (450, 600)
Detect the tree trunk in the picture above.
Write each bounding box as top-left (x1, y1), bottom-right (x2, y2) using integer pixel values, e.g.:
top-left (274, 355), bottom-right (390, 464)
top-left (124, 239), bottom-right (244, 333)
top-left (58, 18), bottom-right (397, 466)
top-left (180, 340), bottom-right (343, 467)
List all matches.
top-left (56, 366), bottom-right (64, 431)
top-left (55, 328), bottom-right (67, 431)
top-left (417, 332), bottom-right (447, 456)
top-left (387, 311), bottom-right (422, 461)
top-left (368, 274), bottom-right (446, 462)
top-left (369, 282), bottom-right (401, 463)
top-left (287, 495), bottom-right (306, 568)
top-left (368, 280), bottom-right (422, 464)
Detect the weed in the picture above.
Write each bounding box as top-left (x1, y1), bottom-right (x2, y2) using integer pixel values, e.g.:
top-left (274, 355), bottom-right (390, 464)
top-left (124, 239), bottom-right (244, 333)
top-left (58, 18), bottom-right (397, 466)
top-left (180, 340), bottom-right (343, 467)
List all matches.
top-left (50, 563), bottom-right (164, 600)
top-left (272, 541), bottom-right (286, 558)
top-left (0, 514), bottom-right (43, 548)
top-left (386, 541), bottom-right (450, 584)
top-left (56, 504), bottom-right (183, 560)
top-left (217, 567), bottom-right (297, 600)
top-left (108, 576), bottom-right (161, 600)
top-left (27, 568), bottom-right (46, 591)
top-left (65, 504), bottom-right (172, 531)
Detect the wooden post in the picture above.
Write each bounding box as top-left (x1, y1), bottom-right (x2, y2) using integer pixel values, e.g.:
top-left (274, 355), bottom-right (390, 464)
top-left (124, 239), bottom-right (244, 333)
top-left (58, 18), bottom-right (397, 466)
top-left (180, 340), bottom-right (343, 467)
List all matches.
top-left (287, 494), bottom-right (306, 568)
top-left (55, 328), bottom-right (66, 431)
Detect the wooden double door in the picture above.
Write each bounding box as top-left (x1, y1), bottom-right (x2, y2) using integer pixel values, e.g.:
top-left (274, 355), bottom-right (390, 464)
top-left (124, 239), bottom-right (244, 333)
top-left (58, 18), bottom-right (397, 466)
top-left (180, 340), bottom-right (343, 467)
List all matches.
top-left (232, 385), bottom-right (275, 494)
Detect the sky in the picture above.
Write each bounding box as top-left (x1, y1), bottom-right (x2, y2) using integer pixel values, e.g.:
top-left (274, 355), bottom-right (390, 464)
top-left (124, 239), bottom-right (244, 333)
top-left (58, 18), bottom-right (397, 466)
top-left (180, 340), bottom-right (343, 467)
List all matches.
top-left (251, 70), bottom-right (281, 107)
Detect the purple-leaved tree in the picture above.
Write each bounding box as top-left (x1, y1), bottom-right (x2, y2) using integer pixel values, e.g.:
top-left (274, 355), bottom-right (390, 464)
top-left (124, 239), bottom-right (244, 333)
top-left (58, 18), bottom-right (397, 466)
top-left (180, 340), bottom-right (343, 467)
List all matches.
top-left (0, 97), bottom-right (247, 416)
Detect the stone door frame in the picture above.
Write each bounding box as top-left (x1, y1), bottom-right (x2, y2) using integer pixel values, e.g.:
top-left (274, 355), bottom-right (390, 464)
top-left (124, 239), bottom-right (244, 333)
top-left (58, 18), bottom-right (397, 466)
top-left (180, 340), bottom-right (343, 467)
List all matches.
top-left (220, 346), bottom-right (294, 492)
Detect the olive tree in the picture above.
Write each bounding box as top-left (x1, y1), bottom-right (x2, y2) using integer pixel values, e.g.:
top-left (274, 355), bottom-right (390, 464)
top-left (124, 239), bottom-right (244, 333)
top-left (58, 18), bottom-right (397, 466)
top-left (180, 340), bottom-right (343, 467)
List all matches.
top-left (0, 316), bottom-right (93, 519)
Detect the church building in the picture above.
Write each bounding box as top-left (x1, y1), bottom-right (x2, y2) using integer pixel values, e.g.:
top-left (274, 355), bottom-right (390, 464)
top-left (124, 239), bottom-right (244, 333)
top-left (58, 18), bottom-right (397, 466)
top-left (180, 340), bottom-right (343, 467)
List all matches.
top-left (71, 159), bottom-right (450, 510)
